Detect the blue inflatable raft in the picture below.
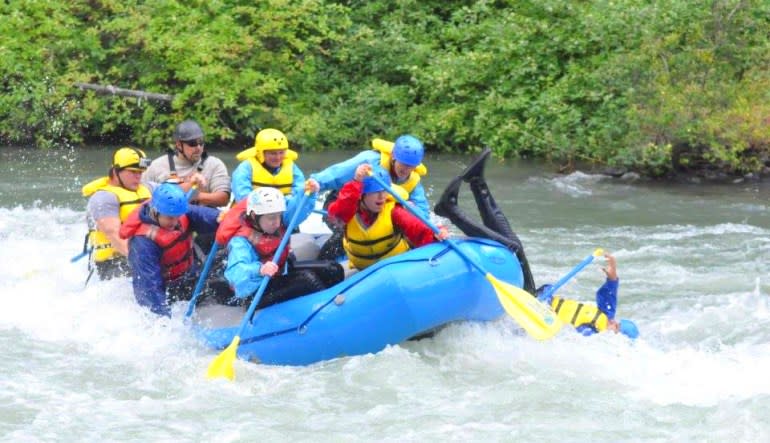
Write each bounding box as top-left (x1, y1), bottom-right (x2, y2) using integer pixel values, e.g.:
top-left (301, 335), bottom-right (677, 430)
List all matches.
top-left (191, 236), bottom-right (523, 366)
top-left (190, 148), bottom-right (536, 366)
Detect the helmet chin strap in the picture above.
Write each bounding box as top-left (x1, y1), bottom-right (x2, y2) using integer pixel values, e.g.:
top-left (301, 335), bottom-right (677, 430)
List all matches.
top-left (389, 160), bottom-right (403, 181)
top-left (245, 212), bottom-right (261, 231)
top-left (114, 168), bottom-right (128, 189)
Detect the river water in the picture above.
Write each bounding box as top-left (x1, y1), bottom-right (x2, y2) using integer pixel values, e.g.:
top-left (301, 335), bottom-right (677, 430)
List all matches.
top-left (1, 146), bottom-right (769, 442)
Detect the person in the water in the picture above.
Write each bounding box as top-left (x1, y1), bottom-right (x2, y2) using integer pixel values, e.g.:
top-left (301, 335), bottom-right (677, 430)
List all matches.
top-left (537, 252), bottom-right (639, 339)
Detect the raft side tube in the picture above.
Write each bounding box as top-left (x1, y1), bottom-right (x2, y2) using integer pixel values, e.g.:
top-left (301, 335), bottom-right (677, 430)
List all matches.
top-left (193, 239), bottom-right (522, 365)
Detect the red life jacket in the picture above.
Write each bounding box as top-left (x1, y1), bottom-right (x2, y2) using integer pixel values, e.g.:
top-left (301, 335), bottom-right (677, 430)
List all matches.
top-left (236, 224), bottom-right (289, 267)
top-left (215, 199), bottom-right (248, 245)
top-left (121, 205), bottom-right (194, 281)
top-left (215, 199), bottom-right (290, 267)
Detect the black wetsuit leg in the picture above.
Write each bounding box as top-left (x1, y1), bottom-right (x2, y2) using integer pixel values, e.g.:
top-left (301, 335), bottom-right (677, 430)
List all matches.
top-left (317, 189), bottom-right (346, 261)
top-left (255, 269), bottom-right (326, 309)
top-left (193, 232), bottom-right (216, 256)
top-left (317, 228), bottom-right (345, 261)
top-left (292, 260), bottom-right (345, 287)
top-left (166, 272), bottom-right (198, 303)
top-left (433, 148), bottom-right (537, 294)
top-left (95, 257), bottom-right (130, 281)
top-left (165, 260), bottom-right (238, 308)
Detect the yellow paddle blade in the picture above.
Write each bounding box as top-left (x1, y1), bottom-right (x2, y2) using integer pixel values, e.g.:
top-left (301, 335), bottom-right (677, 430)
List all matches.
top-left (206, 336), bottom-right (240, 381)
top-left (487, 274), bottom-right (562, 340)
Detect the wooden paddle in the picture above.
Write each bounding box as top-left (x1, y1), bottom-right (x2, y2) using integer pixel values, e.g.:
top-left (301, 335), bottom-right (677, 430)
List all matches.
top-left (206, 192), bottom-right (310, 380)
top-left (367, 172), bottom-right (562, 340)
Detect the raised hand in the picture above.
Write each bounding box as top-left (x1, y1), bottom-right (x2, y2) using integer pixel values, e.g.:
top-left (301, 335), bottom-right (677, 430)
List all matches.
top-left (354, 163), bottom-right (372, 182)
top-left (602, 253), bottom-right (618, 280)
top-left (305, 178), bottom-right (320, 194)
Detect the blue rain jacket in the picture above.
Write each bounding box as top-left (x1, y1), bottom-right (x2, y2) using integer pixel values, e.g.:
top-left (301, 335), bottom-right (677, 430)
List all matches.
top-left (310, 150), bottom-right (430, 218)
top-left (575, 279), bottom-right (619, 336)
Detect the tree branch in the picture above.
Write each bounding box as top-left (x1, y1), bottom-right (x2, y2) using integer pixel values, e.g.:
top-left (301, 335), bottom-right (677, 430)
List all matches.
top-left (73, 82), bottom-right (174, 103)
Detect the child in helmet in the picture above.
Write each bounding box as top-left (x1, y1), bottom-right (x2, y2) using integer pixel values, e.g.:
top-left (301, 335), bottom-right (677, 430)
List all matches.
top-left (326, 164), bottom-right (449, 270)
top-left (218, 182), bottom-right (343, 308)
top-left (537, 253), bottom-right (639, 339)
top-left (119, 183), bottom-right (222, 316)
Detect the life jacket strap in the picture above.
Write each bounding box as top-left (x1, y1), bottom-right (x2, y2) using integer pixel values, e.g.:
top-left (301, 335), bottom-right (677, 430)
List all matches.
top-left (348, 234), bottom-right (404, 260)
top-left (346, 232), bottom-right (398, 246)
top-left (570, 303), bottom-right (584, 325)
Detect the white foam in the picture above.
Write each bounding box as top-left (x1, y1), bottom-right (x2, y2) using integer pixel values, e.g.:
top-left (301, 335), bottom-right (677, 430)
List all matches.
top-left (2, 197), bottom-right (770, 440)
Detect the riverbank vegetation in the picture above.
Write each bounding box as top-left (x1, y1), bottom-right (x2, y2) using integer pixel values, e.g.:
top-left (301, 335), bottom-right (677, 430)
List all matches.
top-left (1, 0), bottom-right (768, 178)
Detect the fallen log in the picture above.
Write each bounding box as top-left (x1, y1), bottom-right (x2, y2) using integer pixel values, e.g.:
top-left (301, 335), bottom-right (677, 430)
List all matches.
top-left (74, 82), bottom-right (174, 103)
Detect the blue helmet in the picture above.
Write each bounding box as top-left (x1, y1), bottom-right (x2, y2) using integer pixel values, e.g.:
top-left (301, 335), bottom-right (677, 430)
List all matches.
top-left (392, 135), bottom-right (424, 167)
top-left (618, 319), bottom-right (639, 339)
top-left (151, 183), bottom-right (188, 216)
top-left (362, 166), bottom-right (391, 194)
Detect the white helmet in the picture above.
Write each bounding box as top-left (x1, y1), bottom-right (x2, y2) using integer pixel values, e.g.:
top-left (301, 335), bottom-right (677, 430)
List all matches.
top-left (246, 187), bottom-right (286, 216)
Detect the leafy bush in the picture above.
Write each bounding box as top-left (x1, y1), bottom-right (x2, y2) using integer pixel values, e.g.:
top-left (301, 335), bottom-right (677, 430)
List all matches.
top-left (1, 0), bottom-right (768, 177)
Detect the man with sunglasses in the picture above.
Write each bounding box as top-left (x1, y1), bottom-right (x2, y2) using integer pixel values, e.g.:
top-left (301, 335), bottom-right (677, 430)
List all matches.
top-left (81, 147), bottom-right (153, 282)
top-left (142, 119), bottom-right (231, 208)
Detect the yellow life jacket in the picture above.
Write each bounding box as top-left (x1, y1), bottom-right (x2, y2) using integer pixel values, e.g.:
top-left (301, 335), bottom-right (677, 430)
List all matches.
top-left (550, 296), bottom-right (609, 333)
top-left (371, 138), bottom-right (427, 194)
top-left (343, 200), bottom-right (410, 270)
top-left (82, 177), bottom-right (151, 262)
top-left (235, 147), bottom-right (299, 195)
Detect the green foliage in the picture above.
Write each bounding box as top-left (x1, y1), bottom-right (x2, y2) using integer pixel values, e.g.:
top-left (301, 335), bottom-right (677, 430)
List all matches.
top-left (618, 0), bottom-right (770, 174)
top-left (0, 0), bottom-right (350, 149)
top-left (1, 0), bottom-right (769, 177)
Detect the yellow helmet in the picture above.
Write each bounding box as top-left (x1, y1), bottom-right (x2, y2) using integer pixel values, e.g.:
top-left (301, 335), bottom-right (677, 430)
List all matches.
top-left (113, 147), bottom-right (150, 171)
top-left (253, 128), bottom-right (289, 151)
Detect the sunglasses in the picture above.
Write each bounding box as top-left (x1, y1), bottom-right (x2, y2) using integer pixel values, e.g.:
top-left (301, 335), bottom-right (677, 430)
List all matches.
top-left (183, 139), bottom-right (204, 147)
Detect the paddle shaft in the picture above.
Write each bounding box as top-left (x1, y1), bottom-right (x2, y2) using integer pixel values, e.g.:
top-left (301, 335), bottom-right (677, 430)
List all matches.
top-left (540, 249), bottom-right (603, 300)
top-left (70, 249), bottom-right (90, 263)
top-left (180, 184), bottom-right (226, 318)
top-left (184, 241), bottom-right (221, 319)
